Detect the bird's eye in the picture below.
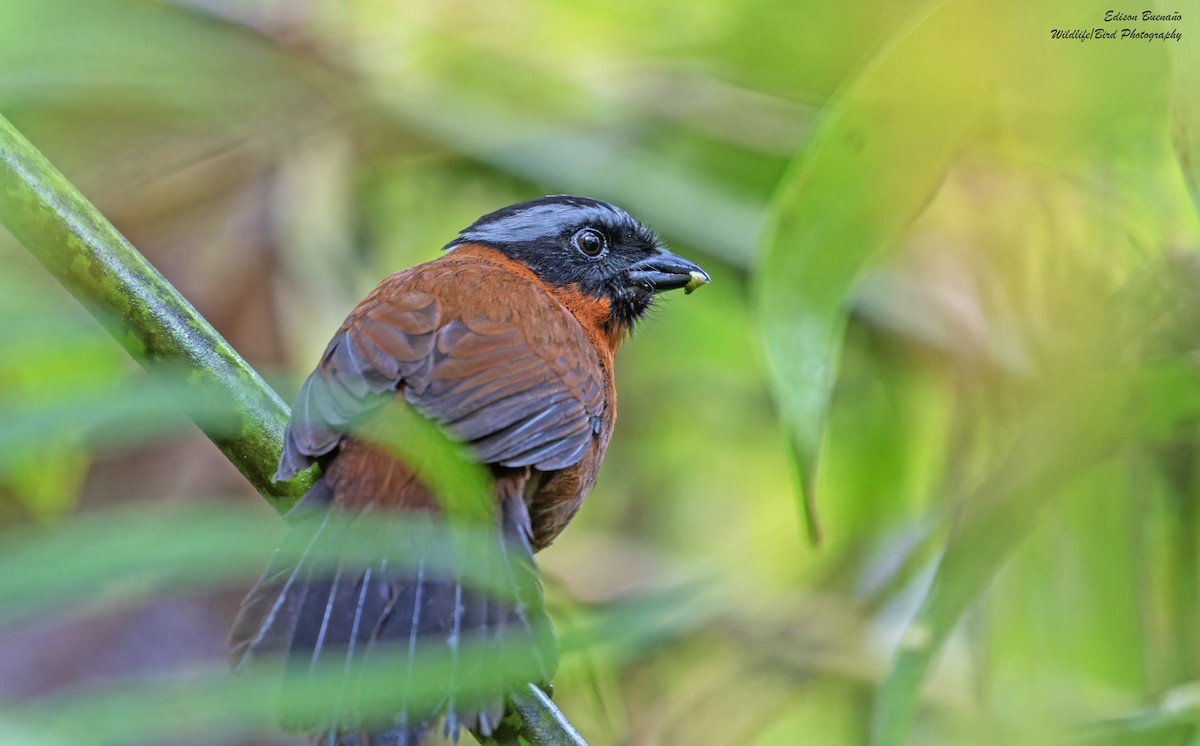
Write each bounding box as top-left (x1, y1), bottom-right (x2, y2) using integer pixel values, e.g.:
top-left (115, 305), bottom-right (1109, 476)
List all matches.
top-left (572, 228), bottom-right (607, 258)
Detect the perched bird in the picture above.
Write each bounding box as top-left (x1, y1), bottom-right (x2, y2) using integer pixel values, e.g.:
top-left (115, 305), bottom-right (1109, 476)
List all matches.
top-left (228, 195), bottom-right (709, 744)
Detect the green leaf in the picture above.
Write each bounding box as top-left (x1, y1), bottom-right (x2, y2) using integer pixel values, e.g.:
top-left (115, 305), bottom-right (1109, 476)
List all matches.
top-left (873, 363), bottom-right (1200, 745)
top-left (0, 501), bottom-right (278, 621)
top-left (1170, 11), bottom-right (1200, 215)
top-left (753, 0), bottom-right (990, 541)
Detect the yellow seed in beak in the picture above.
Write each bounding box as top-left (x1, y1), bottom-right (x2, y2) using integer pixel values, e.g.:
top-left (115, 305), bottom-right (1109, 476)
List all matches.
top-left (684, 270), bottom-right (711, 295)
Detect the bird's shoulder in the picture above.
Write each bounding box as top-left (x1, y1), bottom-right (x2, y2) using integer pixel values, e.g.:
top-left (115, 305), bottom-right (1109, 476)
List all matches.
top-left (353, 244), bottom-right (614, 365)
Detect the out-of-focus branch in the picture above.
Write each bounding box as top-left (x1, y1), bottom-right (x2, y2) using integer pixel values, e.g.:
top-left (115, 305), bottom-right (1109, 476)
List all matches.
top-left (0, 114), bottom-right (587, 746)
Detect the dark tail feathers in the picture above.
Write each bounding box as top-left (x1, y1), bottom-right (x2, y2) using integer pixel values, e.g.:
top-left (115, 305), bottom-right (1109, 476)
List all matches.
top-left (228, 479), bottom-right (557, 744)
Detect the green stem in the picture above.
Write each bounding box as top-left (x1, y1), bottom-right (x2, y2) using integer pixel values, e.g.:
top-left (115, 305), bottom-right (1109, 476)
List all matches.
top-left (0, 113), bottom-right (310, 508)
top-left (478, 684), bottom-right (588, 746)
top-left (0, 113), bottom-right (586, 745)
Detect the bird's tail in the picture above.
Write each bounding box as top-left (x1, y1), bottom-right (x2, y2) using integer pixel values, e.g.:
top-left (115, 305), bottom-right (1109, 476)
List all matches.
top-left (228, 478), bottom-right (557, 744)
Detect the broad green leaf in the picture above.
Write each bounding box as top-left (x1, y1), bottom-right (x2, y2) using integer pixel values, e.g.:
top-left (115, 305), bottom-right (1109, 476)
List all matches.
top-left (754, 0), bottom-right (992, 540)
top-left (1170, 17), bottom-right (1200, 215)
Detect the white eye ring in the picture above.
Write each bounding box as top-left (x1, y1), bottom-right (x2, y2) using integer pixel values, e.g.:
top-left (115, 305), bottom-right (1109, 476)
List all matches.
top-left (572, 228), bottom-right (607, 258)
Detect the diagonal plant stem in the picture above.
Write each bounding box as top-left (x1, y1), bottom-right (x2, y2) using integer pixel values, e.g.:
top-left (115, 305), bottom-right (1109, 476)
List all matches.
top-left (0, 113), bottom-right (310, 509)
top-left (0, 113), bottom-right (586, 746)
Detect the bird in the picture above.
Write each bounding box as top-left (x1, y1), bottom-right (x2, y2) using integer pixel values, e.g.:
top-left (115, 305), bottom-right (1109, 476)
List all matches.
top-left (227, 195), bottom-right (710, 745)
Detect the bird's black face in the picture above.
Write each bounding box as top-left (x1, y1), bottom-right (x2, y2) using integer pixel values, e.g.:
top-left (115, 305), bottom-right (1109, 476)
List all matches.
top-left (445, 195), bottom-right (710, 329)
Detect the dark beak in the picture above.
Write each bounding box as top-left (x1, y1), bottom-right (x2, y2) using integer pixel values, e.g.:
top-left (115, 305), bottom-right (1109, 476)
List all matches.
top-left (626, 249), bottom-right (711, 295)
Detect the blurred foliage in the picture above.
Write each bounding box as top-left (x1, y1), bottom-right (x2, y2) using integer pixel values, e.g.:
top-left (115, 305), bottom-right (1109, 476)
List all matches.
top-left (1, 0), bottom-right (1200, 744)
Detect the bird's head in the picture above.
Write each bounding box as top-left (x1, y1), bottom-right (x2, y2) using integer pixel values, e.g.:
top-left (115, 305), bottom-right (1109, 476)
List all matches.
top-left (445, 195), bottom-right (710, 330)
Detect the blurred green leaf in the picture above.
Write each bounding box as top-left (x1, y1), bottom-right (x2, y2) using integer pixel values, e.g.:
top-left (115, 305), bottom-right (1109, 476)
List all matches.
top-left (0, 0), bottom-right (327, 138)
top-left (6, 640), bottom-right (550, 745)
top-left (362, 400), bottom-right (495, 527)
top-left (0, 375), bottom-right (245, 473)
top-left (0, 497), bottom-right (703, 744)
top-left (1169, 10), bottom-right (1200, 215)
top-left (875, 361), bottom-right (1200, 745)
top-left (754, 0), bottom-right (992, 540)
top-left (0, 501), bottom-right (278, 621)
top-left (3, 442), bottom-right (89, 521)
